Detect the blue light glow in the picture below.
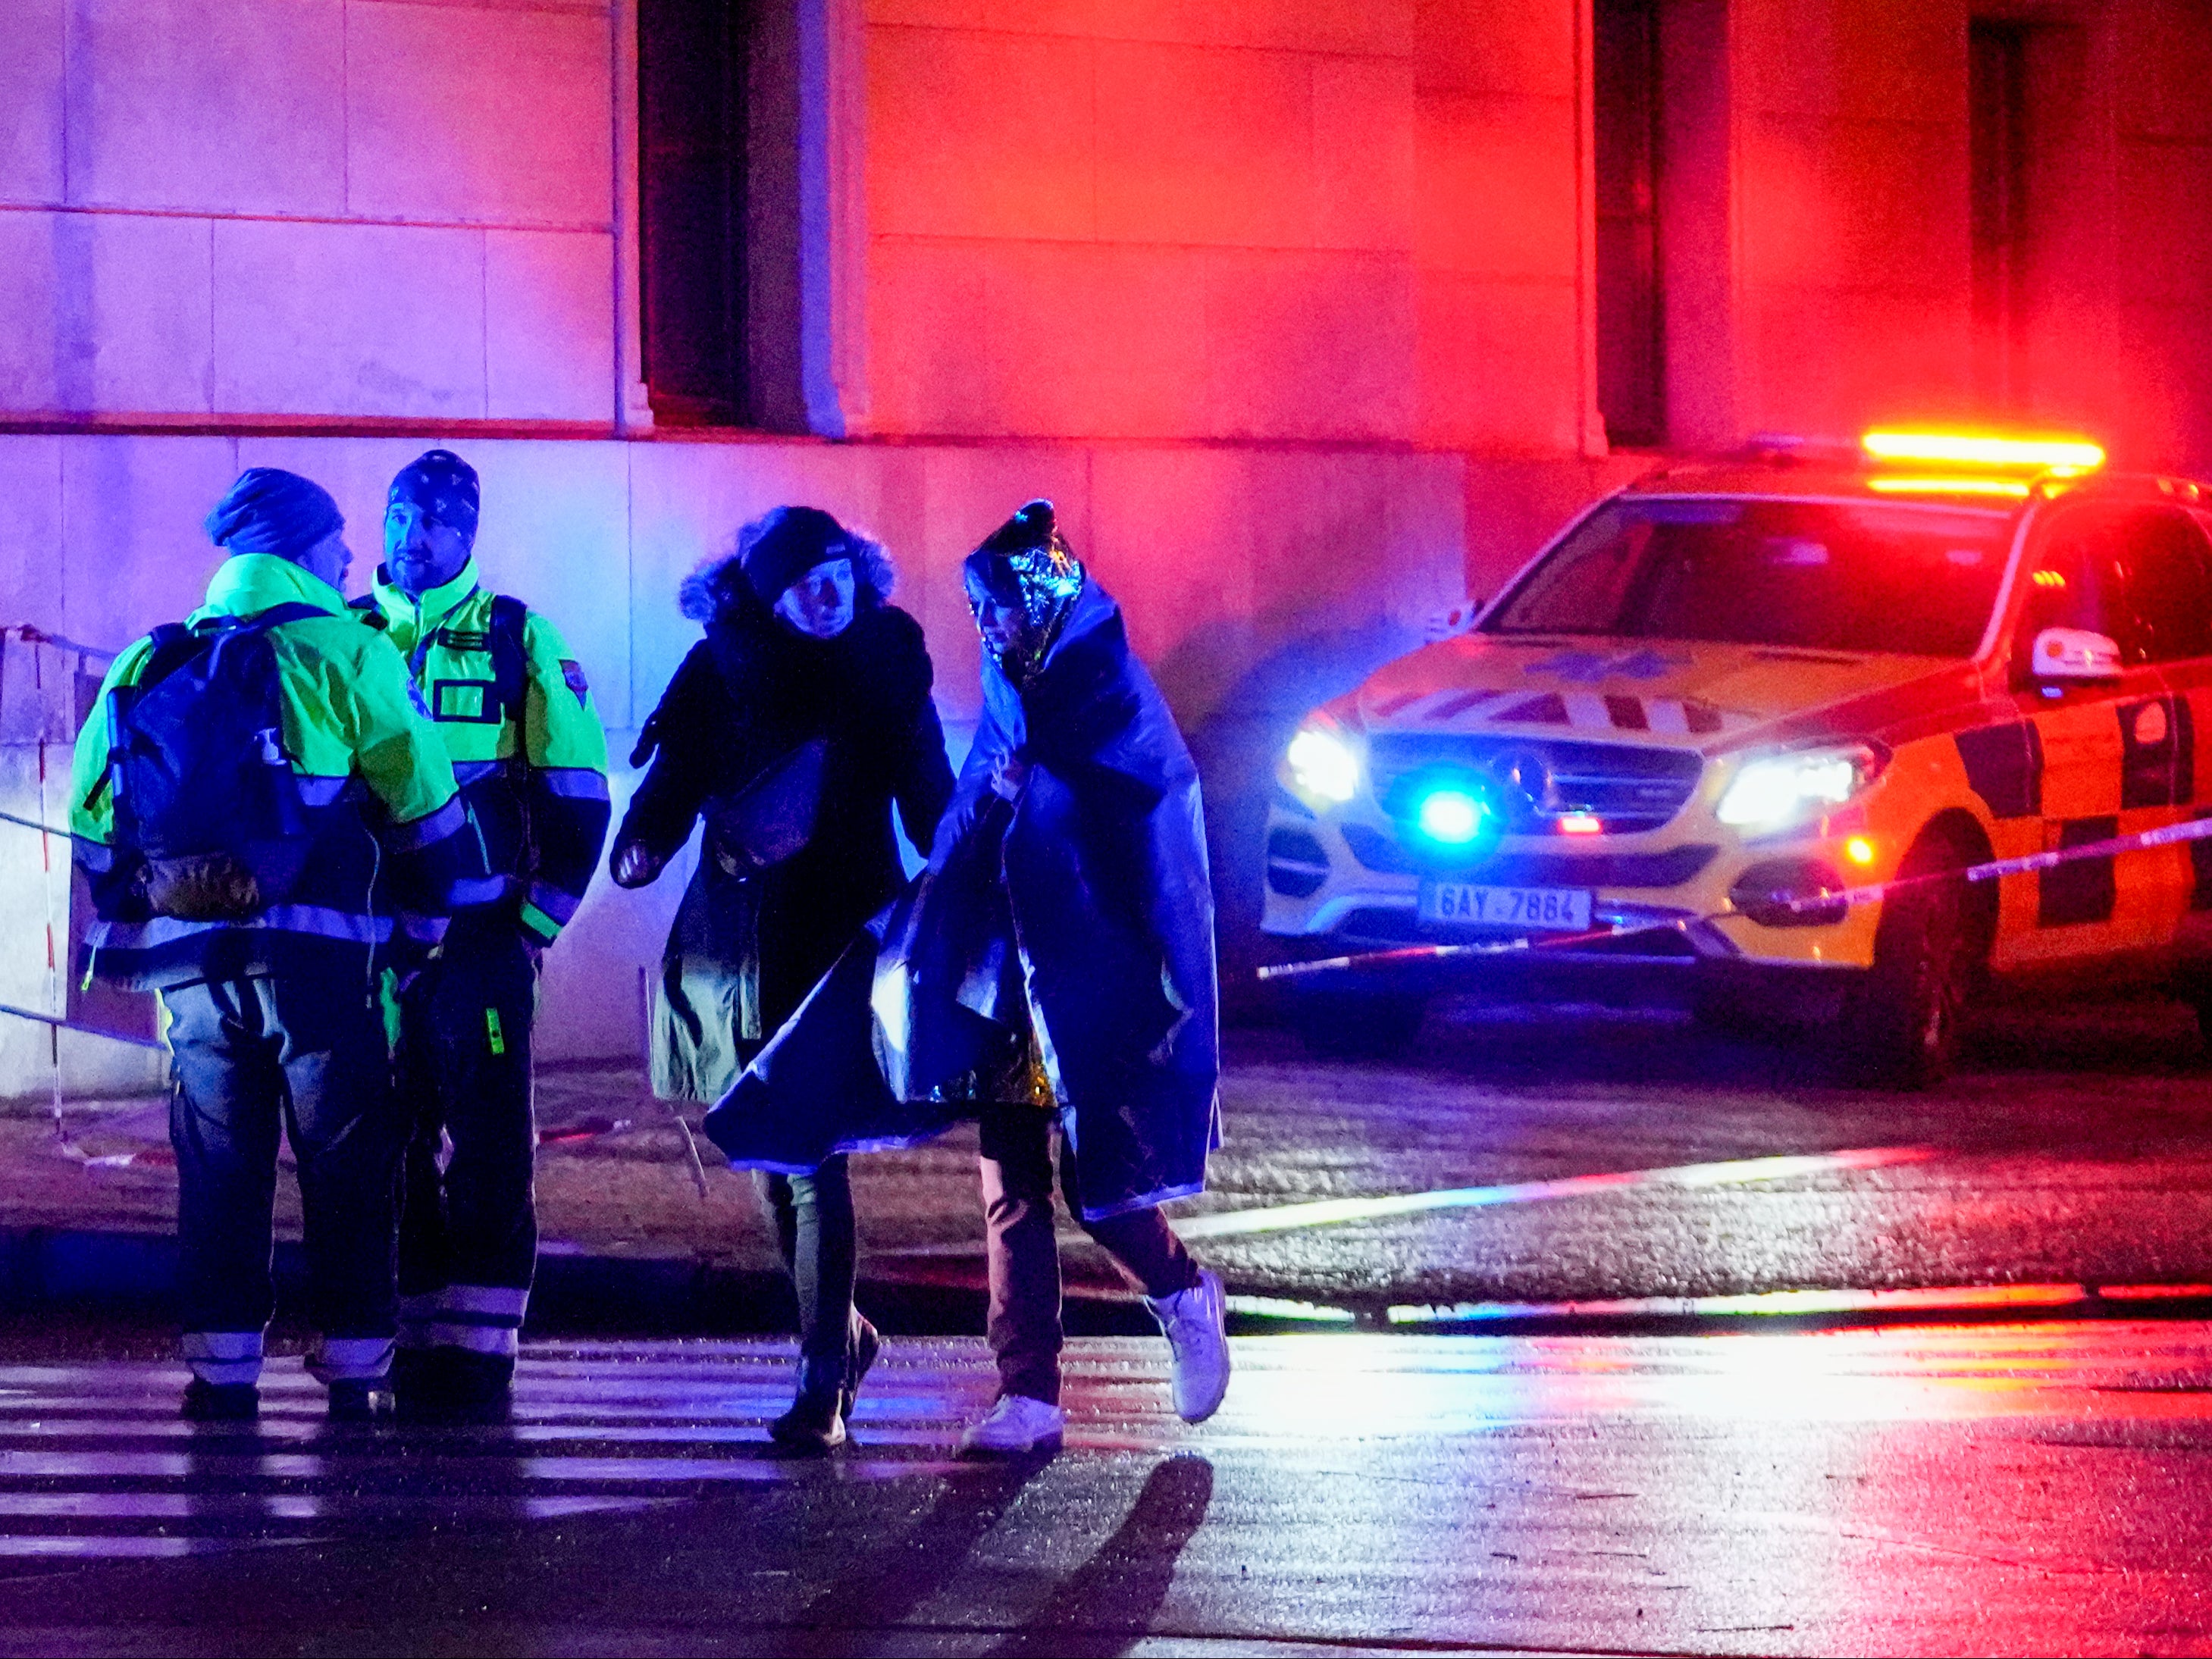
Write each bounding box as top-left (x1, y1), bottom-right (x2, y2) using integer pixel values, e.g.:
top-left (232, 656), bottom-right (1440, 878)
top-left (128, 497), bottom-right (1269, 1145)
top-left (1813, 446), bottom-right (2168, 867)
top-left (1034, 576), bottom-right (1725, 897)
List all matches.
top-left (1416, 788), bottom-right (1485, 845)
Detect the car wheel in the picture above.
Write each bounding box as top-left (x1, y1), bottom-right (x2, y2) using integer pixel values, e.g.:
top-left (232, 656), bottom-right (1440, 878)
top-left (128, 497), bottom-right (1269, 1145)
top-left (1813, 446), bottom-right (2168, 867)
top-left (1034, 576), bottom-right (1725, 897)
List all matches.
top-left (1835, 847), bottom-right (1979, 1089)
top-left (1287, 988), bottom-right (1428, 1060)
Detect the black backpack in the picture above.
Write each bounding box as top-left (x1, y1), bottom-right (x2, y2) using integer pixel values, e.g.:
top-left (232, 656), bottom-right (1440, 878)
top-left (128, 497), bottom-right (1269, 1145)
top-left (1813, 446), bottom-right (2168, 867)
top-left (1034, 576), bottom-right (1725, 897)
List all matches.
top-left (102, 604), bottom-right (324, 922)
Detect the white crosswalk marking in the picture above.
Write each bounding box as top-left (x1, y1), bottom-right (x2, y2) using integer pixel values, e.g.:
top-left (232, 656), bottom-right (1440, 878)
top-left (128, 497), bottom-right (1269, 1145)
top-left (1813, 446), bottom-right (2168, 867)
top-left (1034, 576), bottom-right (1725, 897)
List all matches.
top-left (0, 1343), bottom-right (1024, 1563)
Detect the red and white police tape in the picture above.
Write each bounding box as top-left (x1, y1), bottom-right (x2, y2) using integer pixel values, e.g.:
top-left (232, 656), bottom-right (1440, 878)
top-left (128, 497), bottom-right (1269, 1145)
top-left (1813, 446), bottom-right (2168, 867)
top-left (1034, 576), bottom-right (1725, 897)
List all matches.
top-left (1255, 812), bottom-right (2212, 981)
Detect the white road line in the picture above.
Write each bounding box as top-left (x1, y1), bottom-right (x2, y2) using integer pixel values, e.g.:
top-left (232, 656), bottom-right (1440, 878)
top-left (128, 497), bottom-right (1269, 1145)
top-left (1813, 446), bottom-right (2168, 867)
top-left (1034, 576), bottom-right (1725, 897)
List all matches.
top-left (1174, 1146), bottom-right (1935, 1240)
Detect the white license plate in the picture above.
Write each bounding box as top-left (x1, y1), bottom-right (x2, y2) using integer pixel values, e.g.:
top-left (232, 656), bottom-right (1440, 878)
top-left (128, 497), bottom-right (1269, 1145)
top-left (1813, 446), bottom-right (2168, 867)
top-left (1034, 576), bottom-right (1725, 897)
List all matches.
top-left (1418, 882), bottom-right (1593, 932)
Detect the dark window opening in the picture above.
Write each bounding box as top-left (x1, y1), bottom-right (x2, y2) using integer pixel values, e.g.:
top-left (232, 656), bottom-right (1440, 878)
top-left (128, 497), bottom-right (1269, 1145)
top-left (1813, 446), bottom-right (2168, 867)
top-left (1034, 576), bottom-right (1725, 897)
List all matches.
top-left (1969, 20), bottom-right (2029, 411)
top-left (1594, 0), bottom-right (1665, 449)
top-left (640, 0), bottom-right (751, 426)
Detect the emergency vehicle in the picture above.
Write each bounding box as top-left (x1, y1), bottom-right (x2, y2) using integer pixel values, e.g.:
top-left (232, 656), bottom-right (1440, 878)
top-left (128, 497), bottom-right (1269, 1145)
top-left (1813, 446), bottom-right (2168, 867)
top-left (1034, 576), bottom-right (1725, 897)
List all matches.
top-left (1262, 431), bottom-right (2212, 1085)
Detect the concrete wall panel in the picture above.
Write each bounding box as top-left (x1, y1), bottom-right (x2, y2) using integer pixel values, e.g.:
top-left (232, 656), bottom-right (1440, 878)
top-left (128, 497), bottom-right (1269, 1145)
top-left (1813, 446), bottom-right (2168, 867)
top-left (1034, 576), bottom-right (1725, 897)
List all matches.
top-left (0, 211), bottom-right (215, 416)
top-left (212, 220), bottom-right (487, 418)
top-left (1415, 95), bottom-right (1579, 278)
top-left (1741, 115), bottom-right (1969, 296)
top-left (1089, 447), bottom-right (1260, 725)
top-left (1414, 0), bottom-right (1574, 99)
top-left (0, 215), bottom-right (64, 413)
top-left (2116, 140), bottom-right (2212, 305)
top-left (1746, 284), bottom-right (1973, 436)
top-left (1314, 57), bottom-right (1418, 253)
top-left (2117, 302), bottom-right (2212, 475)
top-left (1737, 0), bottom-right (1965, 124)
top-left (1202, 250), bottom-right (1416, 440)
top-left (57, 437), bottom-right (241, 651)
top-left (913, 0), bottom-right (1415, 57)
top-left (0, 0), bottom-right (65, 204)
top-left (0, 440), bottom-right (67, 638)
top-left (863, 239), bottom-right (995, 434)
top-left (866, 27), bottom-right (1097, 242)
top-left (976, 242), bottom-right (1209, 439)
top-left (1094, 42), bottom-right (1314, 249)
top-left (2118, 0), bottom-right (2212, 142)
top-left (64, 0), bottom-right (346, 217)
top-left (486, 230), bottom-right (617, 421)
top-left (345, 2), bottom-right (614, 227)
top-left (1416, 271), bottom-right (1579, 452)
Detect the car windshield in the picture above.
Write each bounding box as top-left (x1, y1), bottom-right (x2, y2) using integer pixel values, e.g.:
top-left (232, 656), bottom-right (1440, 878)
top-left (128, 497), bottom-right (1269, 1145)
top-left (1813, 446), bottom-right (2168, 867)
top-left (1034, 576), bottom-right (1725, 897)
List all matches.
top-left (1486, 496), bottom-right (2016, 656)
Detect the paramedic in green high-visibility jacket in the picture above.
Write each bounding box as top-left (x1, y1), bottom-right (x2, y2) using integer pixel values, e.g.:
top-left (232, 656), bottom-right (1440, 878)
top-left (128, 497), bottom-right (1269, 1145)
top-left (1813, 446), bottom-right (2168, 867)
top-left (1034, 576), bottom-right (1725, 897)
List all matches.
top-left (353, 450), bottom-right (611, 1419)
top-left (71, 467), bottom-right (486, 1424)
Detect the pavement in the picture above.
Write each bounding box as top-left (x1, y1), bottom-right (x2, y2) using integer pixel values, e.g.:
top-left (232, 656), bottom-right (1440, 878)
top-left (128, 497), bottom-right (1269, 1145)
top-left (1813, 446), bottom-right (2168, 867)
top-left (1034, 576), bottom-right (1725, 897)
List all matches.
top-left (11, 996), bottom-right (2212, 1324)
top-left (0, 1325), bottom-right (2207, 1654)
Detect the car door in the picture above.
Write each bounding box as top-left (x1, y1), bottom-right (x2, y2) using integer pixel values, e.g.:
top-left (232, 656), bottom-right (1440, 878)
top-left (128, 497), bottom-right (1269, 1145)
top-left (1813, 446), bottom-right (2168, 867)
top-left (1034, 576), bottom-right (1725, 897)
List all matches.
top-left (1991, 503), bottom-right (2178, 973)
top-left (2126, 508), bottom-right (2212, 953)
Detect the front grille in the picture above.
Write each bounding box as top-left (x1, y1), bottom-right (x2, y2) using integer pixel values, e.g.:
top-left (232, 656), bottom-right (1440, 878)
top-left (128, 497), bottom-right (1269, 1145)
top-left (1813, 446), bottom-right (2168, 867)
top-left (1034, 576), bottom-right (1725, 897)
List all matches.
top-left (1338, 824), bottom-right (1716, 888)
top-left (1368, 734), bottom-right (1703, 834)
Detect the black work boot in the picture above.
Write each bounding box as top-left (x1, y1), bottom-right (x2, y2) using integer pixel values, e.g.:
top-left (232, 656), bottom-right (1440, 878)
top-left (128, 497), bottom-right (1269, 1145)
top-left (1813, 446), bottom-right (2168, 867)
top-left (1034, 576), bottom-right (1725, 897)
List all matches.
top-left (769, 1355), bottom-right (848, 1454)
top-left (842, 1315), bottom-right (881, 1423)
top-left (395, 1348), bottom-right (512, 1423)
top-left (180, 1379), bottom-right (259, 1422)
top-left (327, 1376), bottom-right (396, 1423)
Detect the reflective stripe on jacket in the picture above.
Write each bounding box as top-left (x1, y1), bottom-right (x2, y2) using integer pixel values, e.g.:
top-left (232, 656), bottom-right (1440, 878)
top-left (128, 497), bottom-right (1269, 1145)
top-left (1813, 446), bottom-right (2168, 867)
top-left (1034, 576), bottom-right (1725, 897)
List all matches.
top-left (70, 553), bottom-right (481, 988)
top-left (355, 558), bottom-right (611, 944)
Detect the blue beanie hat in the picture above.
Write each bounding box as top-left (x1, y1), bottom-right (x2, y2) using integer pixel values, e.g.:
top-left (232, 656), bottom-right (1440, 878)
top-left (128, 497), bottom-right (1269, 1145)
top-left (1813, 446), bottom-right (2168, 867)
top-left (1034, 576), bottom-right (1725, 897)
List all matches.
top-left (202, 468), bottom-right (345, 561)
top-left (388, 449), bottom-right (480, 540)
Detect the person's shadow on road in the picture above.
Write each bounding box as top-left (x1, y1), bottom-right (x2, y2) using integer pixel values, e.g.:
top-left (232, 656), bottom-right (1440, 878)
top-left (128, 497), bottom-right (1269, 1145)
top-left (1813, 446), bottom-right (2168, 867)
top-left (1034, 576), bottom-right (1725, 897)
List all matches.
top-left (779, 1457), bottom-right (1051, 1656)
top-left (989, 1453), bottom-right (1214, 1659)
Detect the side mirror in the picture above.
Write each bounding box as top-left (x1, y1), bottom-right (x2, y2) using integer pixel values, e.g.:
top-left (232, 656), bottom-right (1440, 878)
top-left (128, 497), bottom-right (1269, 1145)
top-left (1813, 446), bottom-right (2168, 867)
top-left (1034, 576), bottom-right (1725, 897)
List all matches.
top-left (1425, 599), bottom-right (1485, 641)
top-left (2029, 626), bottom-right (2122, 684)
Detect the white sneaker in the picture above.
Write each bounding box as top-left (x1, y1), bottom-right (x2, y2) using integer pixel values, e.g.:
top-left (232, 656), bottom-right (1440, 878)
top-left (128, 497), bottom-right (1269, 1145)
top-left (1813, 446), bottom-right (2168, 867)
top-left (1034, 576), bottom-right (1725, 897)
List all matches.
top-left (959, 1393), bottom-right (1066, 1457)
top-left (1146, 1268), bottom-right (1230, 1423)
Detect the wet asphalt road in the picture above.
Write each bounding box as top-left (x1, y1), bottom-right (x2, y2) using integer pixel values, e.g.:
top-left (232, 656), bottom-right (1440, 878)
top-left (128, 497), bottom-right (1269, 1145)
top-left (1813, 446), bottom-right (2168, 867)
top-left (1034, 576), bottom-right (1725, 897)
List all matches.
top-left (10, 997), bottom-right (2212, 1651)
top-left (18, 993), bottom-right (2212, 1321)
top-left (0, 1327), bottom-right (2208, 1654)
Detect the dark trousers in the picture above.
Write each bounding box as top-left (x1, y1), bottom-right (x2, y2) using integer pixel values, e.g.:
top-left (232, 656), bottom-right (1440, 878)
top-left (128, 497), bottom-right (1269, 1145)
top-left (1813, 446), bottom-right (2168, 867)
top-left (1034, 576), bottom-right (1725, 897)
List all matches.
top-left (979, 1107), bottom-right (1199, 1406)
top-left (754, 1156), bottom-right (857, 1366)
top-left (394, 922), bottom-right (540, 1362)
top-left (163, 969), bottom-right (404, 1380)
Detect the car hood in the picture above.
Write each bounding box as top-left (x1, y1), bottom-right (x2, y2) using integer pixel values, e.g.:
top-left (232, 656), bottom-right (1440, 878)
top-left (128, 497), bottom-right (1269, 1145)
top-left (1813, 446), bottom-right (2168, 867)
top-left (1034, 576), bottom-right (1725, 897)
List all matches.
top-left (1340, 634), bottom-right (1986, 753)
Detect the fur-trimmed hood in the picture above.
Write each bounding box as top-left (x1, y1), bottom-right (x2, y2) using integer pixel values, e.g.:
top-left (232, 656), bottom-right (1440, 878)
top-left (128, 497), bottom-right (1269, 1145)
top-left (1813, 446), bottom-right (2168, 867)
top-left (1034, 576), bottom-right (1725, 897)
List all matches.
top-left (679, 526), bottom-right (898, 623)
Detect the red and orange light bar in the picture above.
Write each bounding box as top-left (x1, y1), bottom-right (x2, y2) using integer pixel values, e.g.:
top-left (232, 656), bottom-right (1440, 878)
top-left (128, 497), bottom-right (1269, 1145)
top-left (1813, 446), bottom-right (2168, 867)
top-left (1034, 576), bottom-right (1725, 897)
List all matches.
top-left (1861, 428), bottom-right (2106, 474)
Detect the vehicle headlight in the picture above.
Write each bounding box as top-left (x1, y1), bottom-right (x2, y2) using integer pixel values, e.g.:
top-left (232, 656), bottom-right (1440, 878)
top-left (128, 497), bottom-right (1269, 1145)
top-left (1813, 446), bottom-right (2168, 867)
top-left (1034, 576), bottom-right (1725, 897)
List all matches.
top-left (1283, 722), bottom-right (1361, 806)
top-left (1715, 743), bottom-right (1887, 829)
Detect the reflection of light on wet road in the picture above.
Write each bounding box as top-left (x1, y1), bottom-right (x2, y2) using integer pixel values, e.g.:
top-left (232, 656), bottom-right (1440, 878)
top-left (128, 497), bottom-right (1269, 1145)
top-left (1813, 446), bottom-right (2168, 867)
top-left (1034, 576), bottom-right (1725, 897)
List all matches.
top-left (1386, 1281), bottom-right (2212, 1325)
top-left (1176, 1146), bottom-right (1935, 1239)
top-left (0, 1332), bottom-right (2207, 1651)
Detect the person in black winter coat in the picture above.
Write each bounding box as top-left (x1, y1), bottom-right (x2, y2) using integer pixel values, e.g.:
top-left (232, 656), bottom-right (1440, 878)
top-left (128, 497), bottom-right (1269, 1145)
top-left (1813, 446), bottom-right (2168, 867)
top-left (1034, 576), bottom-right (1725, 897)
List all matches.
top-left (704, 500), bottom-right (1230, 1457)
top-left (609, 506), bottom-right (951, 1448)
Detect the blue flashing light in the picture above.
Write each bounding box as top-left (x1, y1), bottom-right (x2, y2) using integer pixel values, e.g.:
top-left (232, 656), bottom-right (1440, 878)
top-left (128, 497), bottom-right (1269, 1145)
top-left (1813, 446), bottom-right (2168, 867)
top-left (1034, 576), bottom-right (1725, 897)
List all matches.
top-left (1415, 787), bottom-right (1487, 846)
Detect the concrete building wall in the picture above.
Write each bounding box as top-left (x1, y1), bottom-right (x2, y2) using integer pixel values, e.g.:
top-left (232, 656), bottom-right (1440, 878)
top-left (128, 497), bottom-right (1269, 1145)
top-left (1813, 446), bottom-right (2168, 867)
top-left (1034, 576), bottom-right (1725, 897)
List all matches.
top-left (0, 430), bottom-right (1466, 1092)
top-left (857, 0), bottom-right (1424, 443)
top-left (1705, 0), bottom-right (2212, 475)
top-left (0, 0), bottom-right (619, 427)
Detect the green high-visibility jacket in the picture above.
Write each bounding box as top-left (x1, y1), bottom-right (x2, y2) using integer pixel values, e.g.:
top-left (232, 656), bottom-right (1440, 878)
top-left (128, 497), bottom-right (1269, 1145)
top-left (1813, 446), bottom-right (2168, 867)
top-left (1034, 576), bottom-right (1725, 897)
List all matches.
top-left (352, 559), bottom-right (610, 946)
top-left (71, 553), bottom-right (486, 988)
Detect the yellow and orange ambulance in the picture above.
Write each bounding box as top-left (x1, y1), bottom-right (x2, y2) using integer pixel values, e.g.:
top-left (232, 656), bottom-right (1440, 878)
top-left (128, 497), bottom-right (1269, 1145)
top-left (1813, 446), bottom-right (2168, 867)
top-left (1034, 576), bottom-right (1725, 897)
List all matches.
top-left (1262, 432), bottom-right (2212, 1084)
